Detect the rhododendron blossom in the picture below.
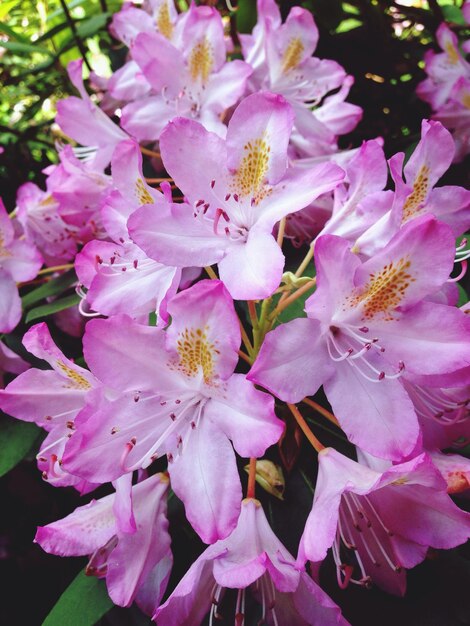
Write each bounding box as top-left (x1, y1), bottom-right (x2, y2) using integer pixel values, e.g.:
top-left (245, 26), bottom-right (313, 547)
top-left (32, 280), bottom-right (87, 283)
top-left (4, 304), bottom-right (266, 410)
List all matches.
top-left (297, 448), bottom-right (470, 596)
top-left (155, 497), bottom-right (349, 626)
top-left (129, 91), bottom-right (344, 299)
top-left (0, 199), bottom-right (42, 332)
top-left (62, 280), bottom-right (283, 542)
top-left (2, 2), bottom-right (470, 623)
top-left (249, 216), bottom-right (470, 459)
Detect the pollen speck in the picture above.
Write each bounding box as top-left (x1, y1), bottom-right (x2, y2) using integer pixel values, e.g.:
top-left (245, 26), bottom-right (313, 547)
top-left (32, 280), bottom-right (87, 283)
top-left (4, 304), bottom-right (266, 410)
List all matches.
top-left (135, 178), bottom-right (154, 205)
top-left (445, 41), bottom-right (459, 65)
top-left (402, 165), bottom-right (429, 221)
top-left (282, 37), bottom-right (305, 73)
top-left (176, 327), bottom-right (219, 382)
top-left (57, 360), bottom-right (92, 390)
top-left (347, 257), bottom-right (415, 321)
top-left (156, 2), bottom-right (173, 40)
top-left (232, 135), bottom-right (272, 203)
top-left (189, 38), bottom-right (213, 84)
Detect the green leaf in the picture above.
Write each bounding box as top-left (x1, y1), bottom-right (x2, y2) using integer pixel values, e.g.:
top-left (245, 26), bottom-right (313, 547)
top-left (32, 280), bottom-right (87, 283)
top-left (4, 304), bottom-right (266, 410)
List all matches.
top-left (0, 413), bottom-right (41, 477)
top-left (22, 270), bottom-right (77, 308)
top-left (25, 293), bottom-right (81, 323)
top-left (442, 5), bottom-right (465, 26)
top-left (273, 284), bottom-right (316, 327)
top-left (334, 18), bottom-right (362, 33)
top-left (236, 0), bottom-right (257, 34)
top-left (458, 284), bottom-right (469, 308)
top-left (42, 571), bottom-right (113, 626)
top-left (0, 22), bottom-right (29, 42)
top-left (0, 0), bottom-right (22, 20)
top-left (0, 40), bottom-right (53, 56)
top-left (76, 13), bottom-right (110, 39)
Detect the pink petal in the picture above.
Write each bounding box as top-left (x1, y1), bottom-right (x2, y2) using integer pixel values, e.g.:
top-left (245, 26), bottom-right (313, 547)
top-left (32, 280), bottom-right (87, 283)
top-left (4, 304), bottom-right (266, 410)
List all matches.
top-left (165, 280), bottom-right (240, 380)
top-left (248, 318), bottom-right (333, 403)
top-left (217, 231), bottom-right (285, 299)
top-left (169, 417), bottom-right (242, 543)
top-left (226, 92), bottom-right (294, 187)
top-left (205, 374), bottom-right (283, 457)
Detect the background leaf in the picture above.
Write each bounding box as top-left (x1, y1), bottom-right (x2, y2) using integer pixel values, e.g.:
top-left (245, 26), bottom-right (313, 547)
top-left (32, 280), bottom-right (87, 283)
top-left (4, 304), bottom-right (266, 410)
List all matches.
top-left (21, 270), bottom-right (77, 308)
top-left (0, 412), bottom-right (41, 477)
top-left (25, 293), bottom-right (81, 323)
top-left (42, 571), bottom-right (113, 626)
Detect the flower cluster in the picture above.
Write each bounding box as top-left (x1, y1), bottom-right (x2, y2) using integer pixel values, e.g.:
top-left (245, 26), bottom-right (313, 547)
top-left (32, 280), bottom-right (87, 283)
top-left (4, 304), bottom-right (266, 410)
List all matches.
top-left (417, 2), bottom-right (470, 161)
top-left (2, 1), bottom-right (470, 624)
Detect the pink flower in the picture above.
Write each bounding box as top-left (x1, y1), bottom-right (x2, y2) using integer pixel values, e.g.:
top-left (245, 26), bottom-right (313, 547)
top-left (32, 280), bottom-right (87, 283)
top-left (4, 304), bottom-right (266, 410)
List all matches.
top-left (242, 2), bottom-right (361, 159)
top-left (0, 340), bottom-right (29, 387)
top-left (249, 216), bottom-right (470, 460)
top-left (155, 498), bottom-right (349, 626)
top-left (35, 473), bottom-right (172, 614)
top-left (128, 92), bottom-right (344, 299)
top-left (0, 323), bottom-right (99, 491)
top-left (121, 4), bottom-right (252, 141)
top-left (297, 448), bottom-right (470, 596)
top-left (416, 23), bottom-right (470, 110)
top-left (355, 120), bottom-right (470, 256)
top-left (434, 77), bottom-right (470, 162)
top-left (75, 140), bottom-right (180, 323)
top-left (45, 145), bottom-right (112, 244)
top-left (56, 60), bottom-right (128, 170)
top-left (16, 182), bottom-right (77, 265)
top-left (0, 199), bottom-right (42, 332)
top-left (63, 280), bottom-right (284, 542)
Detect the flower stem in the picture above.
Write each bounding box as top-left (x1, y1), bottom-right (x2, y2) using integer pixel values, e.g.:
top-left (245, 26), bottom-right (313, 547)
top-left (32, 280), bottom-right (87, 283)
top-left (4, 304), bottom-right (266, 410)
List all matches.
top-left (140, 146), bottom-right (161, 159)
top-left (238, 349), bottom-right (253, 365)
top-left (277, 217), bottom-right (286, 247)
top-left (287, 403), bottom-right (325, 453)
top-left (246, 457), bottom-right (257, 498)
top-left (302, 397), bottom-right (340, 427)
top-left (295, 243), bottom-right (314, 278)
top-left (239, 322), bottom-right (254, 356)
top-left (145, 177), bottom-right (173, 184)
top-left (37, 264), bottom-right (74, 276)
top-left (269, 278), bottom-right (316, 321)
top-left (276, 243), bottom-right (315, 308)
top-left (204, 266), bottom-right (218, 280)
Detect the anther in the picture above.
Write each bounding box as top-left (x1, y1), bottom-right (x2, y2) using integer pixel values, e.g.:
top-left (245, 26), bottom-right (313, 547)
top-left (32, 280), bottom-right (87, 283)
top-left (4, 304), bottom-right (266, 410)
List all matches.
top-left (378, 371), bottom-right (385, 380)
top-left (225, 193), bottom-right (231, 201)
top-left (359, 326), bottom-right (369, 333)
top-left (133, 260), bottom-right (138, 269)
top-left (170, 413), bottom-right (176, 421)
top-left (211, 180), bottom-right (216, 188)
